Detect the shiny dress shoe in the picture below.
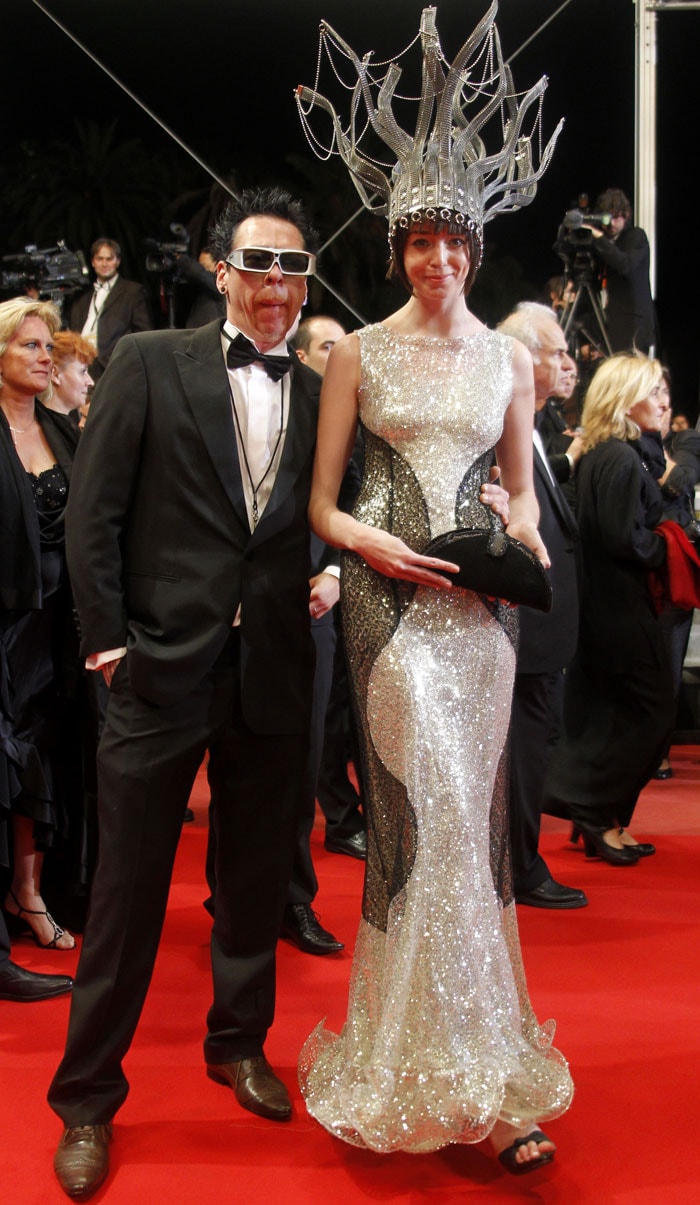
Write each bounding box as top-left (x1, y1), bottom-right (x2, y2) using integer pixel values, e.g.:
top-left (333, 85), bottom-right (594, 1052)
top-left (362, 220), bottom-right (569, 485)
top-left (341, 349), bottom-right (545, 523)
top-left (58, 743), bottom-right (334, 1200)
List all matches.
top-left (653, 765), bottom-right (673, 780)
top-left (54, 1124), bottom-right (112, 1199)
top-left (280, 903), bottom-right (344, 955)
top-left (182, 807), bottom-right (195, 823)
top-left (515, 876), bottom-right (588, 909)
top-left (206, 1055), bottom-right (292, 1121)
top-left (0, 960), bottom-right (73, 1002)
top-left (324, 830), bottom-right (367, 860)
top-left (579, 826), bottom-right (640, 865)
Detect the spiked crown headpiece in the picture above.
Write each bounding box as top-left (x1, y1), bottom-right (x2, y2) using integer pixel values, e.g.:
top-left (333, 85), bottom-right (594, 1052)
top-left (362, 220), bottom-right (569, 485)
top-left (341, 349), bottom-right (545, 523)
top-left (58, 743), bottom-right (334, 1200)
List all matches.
top-left (296, 2), bottom-right (563, 246)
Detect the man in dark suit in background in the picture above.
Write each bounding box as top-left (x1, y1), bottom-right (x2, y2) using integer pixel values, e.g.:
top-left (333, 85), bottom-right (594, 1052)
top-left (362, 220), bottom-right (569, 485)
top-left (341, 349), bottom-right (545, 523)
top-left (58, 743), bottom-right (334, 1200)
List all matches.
top-left (49, 188), bottom-right (322, 1199)
top-left (69, 238), bottom-right (153, 383)
top-left (279, 315), bottom-right (366, 954)
top-left (498, 303), bottom-right (587, 910)
top-left (293, 317), bottom-right (367, 862)
top-left (293, 315), bottom-right (366, 861)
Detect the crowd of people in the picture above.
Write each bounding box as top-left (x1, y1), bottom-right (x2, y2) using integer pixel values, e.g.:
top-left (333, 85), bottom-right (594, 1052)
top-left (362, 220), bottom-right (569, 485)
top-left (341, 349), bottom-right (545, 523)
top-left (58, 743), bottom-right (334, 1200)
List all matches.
top-left (0, 11), bottom-right (698, 1200)
top-left (1, 190), bottom-right (698, 1196)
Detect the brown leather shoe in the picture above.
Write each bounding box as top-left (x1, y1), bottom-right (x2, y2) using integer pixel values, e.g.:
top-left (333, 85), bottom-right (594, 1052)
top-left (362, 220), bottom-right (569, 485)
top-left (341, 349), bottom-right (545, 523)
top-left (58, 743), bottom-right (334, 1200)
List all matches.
top-left (206, 1056), bottom-right (292, 1121)
top-left (53, 1124), bottom-right (112, 1199)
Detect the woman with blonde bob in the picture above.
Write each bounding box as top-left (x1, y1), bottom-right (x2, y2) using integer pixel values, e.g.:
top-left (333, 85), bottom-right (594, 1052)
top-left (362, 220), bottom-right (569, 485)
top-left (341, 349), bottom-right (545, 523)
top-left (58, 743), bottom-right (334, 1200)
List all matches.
top-left (1, 296), bottom-right (83, 949)
top-left (544, 352), bottom-right (674, 864)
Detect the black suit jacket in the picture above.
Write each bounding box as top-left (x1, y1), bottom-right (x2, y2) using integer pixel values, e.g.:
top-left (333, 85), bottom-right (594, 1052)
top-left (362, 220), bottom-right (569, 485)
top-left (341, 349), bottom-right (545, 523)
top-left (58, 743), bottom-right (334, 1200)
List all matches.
top-left (65, 320), bottom-right (320, 730)
top-left (69, 276), bottom-right (153, 380)
top-left (592, 224), bottom-right (655, 352)
top-left (517, 443), bottom-right (580, 674)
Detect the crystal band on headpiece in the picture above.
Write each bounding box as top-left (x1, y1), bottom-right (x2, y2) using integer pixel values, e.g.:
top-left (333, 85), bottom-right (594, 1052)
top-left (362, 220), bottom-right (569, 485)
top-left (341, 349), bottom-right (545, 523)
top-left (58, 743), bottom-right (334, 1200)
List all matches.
top-left (296, 2), bottom-right (563, 243)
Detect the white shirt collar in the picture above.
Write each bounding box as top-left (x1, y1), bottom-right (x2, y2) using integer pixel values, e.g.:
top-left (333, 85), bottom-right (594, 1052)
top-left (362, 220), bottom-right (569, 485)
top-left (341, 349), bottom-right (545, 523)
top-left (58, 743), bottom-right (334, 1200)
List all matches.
top-left (222, 320), bottom-right (288, 358)
top-left (95, 273), bottom-right (119, 293)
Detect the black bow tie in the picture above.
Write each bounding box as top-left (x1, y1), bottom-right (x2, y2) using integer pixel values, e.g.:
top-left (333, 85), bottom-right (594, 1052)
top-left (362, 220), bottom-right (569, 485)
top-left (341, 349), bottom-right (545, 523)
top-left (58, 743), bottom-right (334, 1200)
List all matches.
top-left (226, 332), bottom-right (292, 382)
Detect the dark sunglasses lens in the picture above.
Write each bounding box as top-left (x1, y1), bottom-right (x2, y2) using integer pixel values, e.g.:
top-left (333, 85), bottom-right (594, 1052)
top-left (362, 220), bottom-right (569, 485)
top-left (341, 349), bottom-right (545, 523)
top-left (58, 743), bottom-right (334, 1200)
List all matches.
top-left (240, 249), bottom-right (276, 271)
top-left (278, 252), bottom-right (312, 274)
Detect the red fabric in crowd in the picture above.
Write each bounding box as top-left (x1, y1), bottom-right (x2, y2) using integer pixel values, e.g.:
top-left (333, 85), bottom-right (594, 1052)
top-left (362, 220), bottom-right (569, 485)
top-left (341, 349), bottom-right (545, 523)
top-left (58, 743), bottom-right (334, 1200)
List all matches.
top-left (649, 519), bottom-right (700, 613)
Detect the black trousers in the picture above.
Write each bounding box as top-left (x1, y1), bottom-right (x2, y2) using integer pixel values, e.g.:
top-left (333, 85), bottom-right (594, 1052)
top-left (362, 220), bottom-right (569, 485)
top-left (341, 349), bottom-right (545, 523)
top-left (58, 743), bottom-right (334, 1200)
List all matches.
top-left (0, 912), bottom-right (10, 966)
top-left (509, 671), bottom-right (564, 894)
top-left (48, 635), bottom-right (308, 1125)
top-left (287, 616), bottom-right (335, 905)
top-left (315, 620), bottom-right (364, 841)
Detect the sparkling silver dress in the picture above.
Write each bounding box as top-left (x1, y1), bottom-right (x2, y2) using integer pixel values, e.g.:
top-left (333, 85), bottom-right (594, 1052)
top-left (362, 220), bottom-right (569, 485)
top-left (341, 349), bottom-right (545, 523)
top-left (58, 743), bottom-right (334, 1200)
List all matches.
top-left (299, 324), bottom-right (573, 1153)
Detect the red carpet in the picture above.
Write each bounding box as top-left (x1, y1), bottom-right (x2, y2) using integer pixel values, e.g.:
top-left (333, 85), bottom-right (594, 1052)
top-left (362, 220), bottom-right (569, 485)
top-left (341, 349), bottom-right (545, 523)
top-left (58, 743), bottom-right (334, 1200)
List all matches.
top-left (3, 746), bottom-right (699, 1203)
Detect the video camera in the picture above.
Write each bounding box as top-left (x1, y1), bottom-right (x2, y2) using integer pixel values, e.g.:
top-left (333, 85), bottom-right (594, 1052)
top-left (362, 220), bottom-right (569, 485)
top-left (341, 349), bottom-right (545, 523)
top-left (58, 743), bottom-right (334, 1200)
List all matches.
top-left (562, 209), bottom-right (612, 235)
top-left (0, 240), bottom-right (89, 299)
top-left (555, 198), bottom-right (611, 282)
top-left (144, 223), bottom-right (190, 275)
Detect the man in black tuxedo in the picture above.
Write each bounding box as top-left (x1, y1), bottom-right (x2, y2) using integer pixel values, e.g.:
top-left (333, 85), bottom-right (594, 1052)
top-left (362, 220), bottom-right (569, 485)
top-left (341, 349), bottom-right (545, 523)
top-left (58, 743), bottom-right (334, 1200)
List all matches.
top-left (50, 188), bottom-right (322, 1198)
top-left (498, 304), bottom-right (587, 910)
top-left (69, 238), bottom-right (153, 383)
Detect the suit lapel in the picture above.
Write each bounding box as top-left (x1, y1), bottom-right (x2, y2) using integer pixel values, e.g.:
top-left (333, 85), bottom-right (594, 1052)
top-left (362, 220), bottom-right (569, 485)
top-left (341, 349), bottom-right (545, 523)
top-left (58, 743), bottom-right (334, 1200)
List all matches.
top-left (533, 445), bottom-right (577, 537)
top-left (99, 276), bottom-right (124, 318)
top-left (175, 322), bottom-right (249, 534)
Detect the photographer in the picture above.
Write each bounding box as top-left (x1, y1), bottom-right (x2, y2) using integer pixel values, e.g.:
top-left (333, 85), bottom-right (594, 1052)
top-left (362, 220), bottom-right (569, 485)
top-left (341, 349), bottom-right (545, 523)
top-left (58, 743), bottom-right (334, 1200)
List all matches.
top-left (584, 188), bottom-right (656, 354)
top-left (70, 238), bottom-right (153, 383)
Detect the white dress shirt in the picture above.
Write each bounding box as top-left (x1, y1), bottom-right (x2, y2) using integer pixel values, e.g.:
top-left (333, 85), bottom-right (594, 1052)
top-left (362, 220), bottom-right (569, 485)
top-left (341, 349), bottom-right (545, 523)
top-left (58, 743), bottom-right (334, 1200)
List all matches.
top-left (221, 321), bottom-right (290, 532)
top-left (81, 274), bottom-right (119, 346)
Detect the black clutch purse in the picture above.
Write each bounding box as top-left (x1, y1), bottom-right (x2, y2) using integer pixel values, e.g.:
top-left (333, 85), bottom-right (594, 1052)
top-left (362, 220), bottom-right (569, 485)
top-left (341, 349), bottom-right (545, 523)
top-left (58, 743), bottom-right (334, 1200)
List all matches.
top-left (424, 515), bottom-right (552, 613)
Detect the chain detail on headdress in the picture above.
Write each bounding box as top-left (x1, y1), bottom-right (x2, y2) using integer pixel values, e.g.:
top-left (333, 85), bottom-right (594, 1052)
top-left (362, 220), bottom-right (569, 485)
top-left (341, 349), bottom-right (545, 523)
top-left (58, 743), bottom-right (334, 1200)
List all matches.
top-left (296, 2), bottom-right (563, 242)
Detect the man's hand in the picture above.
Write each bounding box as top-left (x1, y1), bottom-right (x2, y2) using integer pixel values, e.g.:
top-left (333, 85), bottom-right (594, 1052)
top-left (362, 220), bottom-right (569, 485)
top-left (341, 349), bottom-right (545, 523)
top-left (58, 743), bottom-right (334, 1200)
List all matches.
top-left (309, 572), bottom-right (340, 619)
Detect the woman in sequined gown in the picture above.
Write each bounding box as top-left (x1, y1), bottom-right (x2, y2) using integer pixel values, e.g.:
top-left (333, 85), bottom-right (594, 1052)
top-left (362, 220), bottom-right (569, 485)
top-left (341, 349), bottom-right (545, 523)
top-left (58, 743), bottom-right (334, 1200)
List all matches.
top-left (300, 218), bottom-right (574, 1171)
top-left (0, 298), bottom-right (81, 951)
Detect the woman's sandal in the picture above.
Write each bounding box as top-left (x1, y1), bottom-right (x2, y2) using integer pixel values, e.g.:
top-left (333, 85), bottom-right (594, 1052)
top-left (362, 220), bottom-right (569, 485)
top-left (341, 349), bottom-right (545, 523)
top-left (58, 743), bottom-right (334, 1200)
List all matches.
top-left (3, 887), bottom-right (75, 950)
top-left (497, 1130), bottom-right (555, 1175)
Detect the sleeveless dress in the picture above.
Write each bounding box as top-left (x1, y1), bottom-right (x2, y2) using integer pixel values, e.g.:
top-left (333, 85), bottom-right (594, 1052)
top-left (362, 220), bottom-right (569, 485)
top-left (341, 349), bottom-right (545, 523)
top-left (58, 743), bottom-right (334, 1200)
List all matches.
top-left (1, 465), bottom-right (69, 858)
top-left (299, 324), bottom-right (573, 1153)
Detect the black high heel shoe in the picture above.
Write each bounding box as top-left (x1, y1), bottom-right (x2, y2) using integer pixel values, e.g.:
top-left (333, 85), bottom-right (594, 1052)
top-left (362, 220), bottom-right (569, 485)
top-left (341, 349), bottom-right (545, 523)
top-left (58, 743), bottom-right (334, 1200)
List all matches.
top-left (3, 888), bottom-right (76, 950)
top-left (578, 826), bottom-right (641, 866)
top-left (570, 824), bottom-right (582, 846)
top-left (618, 828), bottom-right (656, 858)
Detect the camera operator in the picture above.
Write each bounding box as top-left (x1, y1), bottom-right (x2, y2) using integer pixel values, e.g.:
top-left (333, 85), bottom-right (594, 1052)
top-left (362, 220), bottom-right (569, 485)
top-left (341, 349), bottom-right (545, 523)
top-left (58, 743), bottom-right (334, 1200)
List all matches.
top-left (69, 238), bottom-right (153, 383)
top-left (583, 188), bottom-right (656, 354)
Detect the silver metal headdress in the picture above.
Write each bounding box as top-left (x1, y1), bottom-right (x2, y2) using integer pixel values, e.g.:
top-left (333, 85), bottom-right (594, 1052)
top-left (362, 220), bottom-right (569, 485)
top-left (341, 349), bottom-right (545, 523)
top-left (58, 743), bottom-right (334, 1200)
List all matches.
top-left (296, 2), bottom-right (563, 244)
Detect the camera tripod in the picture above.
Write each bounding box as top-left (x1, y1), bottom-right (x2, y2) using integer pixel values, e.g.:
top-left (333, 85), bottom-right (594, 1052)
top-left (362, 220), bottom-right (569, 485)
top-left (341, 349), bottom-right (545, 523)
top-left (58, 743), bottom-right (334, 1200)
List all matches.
top-left (558, 274), bottom-right (612, 360)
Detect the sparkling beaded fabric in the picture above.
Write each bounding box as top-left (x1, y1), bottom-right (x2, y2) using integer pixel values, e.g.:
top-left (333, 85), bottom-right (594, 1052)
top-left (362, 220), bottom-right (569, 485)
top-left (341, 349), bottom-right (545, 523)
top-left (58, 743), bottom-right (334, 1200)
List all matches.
top-left (299, 325), bottom-right (573, 1152)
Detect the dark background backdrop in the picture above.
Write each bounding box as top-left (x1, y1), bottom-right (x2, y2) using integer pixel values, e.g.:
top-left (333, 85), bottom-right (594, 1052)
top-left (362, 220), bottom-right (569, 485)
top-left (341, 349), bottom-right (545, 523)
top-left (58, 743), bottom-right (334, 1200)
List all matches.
top-left (3, 0), bottom-right (698, 418)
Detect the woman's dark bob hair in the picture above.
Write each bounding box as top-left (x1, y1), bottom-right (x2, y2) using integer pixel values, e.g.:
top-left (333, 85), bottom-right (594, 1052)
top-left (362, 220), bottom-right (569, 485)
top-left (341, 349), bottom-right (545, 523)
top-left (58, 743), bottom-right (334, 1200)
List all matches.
top-left (387, 211), bottom-right (483, 297)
